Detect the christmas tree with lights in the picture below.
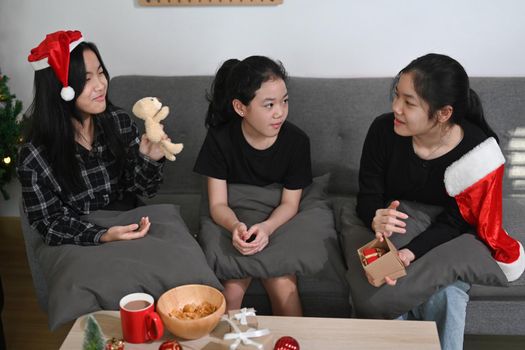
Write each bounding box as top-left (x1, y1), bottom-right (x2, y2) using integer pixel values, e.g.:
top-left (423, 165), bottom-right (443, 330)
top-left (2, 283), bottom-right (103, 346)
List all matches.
top-left (0, 72), bottom-right (23, 200)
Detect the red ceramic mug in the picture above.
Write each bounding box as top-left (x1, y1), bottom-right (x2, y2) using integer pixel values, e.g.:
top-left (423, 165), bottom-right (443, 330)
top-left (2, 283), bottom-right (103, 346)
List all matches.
top-left (119, 292), bottom-right (164, 343)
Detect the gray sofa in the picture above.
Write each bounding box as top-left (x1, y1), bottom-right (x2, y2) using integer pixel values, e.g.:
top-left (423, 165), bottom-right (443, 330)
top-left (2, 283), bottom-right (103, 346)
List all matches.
top-left (22, 75), bottom-right (525, 335)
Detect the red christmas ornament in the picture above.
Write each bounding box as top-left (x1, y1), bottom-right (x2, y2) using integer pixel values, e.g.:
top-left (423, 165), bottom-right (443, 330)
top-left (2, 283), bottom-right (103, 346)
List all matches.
top-left (362, 247), bottom-right (385, 266)
top-left (105, 338), bottom-right (124, 350)
top-left (274, 336), bottom-right (300, 350)
top-left (158, 339), bottom-right (182, 350)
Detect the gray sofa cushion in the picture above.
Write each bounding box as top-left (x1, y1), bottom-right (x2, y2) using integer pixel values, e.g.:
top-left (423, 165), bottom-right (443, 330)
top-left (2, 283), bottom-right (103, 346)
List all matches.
top-left (340, 198), bottom-right (508, 319)
top-left (19, 203), bottom-right (49, 312)
top-left (35, 204), bottom-right (222, 330)
top-left (199, 175), bottom-right (347, 281)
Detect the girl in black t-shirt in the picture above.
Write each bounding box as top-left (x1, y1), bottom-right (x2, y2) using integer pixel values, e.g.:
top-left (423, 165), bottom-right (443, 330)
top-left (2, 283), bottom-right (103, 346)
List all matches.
top-left (194, 56), bottom-right (312, 316)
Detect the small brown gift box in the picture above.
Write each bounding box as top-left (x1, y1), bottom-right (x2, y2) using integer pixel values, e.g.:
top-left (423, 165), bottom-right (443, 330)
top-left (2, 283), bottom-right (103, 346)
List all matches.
top-left (203, 316), bottom-right (273, 350)
top-left (228, 308), bottom-right (258, 331)
top-left (220, 332), bottom-right (273, 350)
top-left (202, 334), bottom-right (273, 350)
top-left (357, 236), bottom-right (406, 287)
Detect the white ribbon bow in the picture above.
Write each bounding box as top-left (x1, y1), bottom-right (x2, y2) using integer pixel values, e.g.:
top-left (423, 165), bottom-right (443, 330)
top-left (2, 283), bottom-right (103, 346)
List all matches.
top-left (233, 307), bottom-right (257, 326)
top-left (221, 315), bottom-right (270, 350)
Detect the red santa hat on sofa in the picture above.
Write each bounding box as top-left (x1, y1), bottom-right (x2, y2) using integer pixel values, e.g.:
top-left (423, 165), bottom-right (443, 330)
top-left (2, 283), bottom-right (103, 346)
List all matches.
top-left (27, 30), bottom-right (84, 101)
top-left (445, 137), bottom-right (525, 282)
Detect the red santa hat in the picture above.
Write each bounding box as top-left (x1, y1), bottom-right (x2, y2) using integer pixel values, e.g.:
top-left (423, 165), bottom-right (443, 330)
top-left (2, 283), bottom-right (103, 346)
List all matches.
top-left (27, 30), bottom-right (84, 101)
top-left (445, 137), bottom-right (525, 282)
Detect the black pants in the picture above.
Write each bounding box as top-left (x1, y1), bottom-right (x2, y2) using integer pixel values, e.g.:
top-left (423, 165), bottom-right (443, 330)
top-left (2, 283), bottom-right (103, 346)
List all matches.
top-left (0, 275), bottom-right (5, 350)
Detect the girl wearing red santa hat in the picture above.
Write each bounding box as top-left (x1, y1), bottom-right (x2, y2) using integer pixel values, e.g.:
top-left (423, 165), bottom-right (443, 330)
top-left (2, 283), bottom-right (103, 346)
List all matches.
top-left (17, 30), bottom-right (167, 245)
top-left (357, 53), bottom-right (524, 350)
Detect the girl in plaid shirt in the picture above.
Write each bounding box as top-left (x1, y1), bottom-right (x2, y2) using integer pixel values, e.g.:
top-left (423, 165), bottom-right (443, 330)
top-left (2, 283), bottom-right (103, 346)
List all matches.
top-left (18, 30), bottom-right (168, 246)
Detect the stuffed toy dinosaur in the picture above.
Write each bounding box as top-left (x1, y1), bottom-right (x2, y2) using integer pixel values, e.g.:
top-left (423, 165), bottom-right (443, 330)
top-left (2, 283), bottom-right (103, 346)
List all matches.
top-left (132, 97), bottom-right (183, 161)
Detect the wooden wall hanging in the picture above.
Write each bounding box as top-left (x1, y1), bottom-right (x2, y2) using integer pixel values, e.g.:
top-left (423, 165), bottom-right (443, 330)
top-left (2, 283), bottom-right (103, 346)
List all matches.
top-left (138, 0), bottom-right (283, 6)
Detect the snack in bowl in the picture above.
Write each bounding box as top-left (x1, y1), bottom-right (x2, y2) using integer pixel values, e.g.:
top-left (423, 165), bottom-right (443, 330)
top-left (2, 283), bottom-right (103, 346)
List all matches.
top-left (169, 301), bottom-right (218, 320)
top-left (157, 284), bottom-right (226, 340)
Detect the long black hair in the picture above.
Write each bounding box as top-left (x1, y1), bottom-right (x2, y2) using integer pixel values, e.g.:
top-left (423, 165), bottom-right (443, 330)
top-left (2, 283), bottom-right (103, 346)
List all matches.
top-left (24, 41), bottom-right (126, 192)
top-left (205, 55), bottom-right (288, 128)
top-left (396, 53), bottom-right (499, 142)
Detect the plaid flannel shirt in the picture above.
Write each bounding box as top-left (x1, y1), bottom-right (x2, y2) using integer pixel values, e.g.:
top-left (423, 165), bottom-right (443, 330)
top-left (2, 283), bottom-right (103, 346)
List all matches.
top-left (17, 106), bottom-right (164, 246)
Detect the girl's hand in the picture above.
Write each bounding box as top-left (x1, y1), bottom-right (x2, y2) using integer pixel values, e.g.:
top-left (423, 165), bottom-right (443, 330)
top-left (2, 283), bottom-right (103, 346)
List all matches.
top-left (100, 216), bottom-right (151, 242)
top-left (397, 248), bottom-right (415, 267)
top-left (381, 249), bottom-right (415, 286)
top-left (232, 222), bottom-right (248, 241)
top-left (241, 223), bottom-right (270, 255)
top-left (372, 200), bottom-right (408, 241)
top-left (232, 222), bottom-right (256, 255)
top-left (139, 134), bottom-right (166, 161)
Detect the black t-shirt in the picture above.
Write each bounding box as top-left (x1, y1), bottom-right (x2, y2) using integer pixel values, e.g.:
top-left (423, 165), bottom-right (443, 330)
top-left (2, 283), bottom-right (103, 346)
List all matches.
top-left (356, 112), bottom-right (489, 258)
top-left (194, 118), bottom-right (312, 190)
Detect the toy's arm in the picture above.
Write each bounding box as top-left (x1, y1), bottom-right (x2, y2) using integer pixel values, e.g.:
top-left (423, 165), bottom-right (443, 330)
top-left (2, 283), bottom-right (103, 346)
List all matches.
top-left (153, 106), bottom-right (169, 122)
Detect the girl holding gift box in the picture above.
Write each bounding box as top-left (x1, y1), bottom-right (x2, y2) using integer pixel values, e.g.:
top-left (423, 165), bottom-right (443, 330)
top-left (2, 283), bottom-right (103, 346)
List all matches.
top-left (356, 53), bottom-right (524, 349)
top-left (18, 30), bottom-right (167, 245)
top-left (194, 56), bottom-right (312, 316)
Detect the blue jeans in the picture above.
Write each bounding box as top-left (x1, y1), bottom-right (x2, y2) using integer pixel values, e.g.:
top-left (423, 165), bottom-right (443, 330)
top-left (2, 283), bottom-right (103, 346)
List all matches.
top-left (398, 281), bottom-right (470, 350)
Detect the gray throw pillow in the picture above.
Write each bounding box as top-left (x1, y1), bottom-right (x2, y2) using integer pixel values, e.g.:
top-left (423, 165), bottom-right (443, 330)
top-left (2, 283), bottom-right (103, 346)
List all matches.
top-left (339, 198), bottom-right (507, 319)
top-left (199, 174), bottom-right (347, 281)
top-left (36, 204), bottom-right (222, 330)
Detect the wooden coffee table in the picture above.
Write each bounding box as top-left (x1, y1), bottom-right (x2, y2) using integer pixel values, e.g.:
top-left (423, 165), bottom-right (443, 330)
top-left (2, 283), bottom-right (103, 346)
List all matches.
top-left (60, 311), bottom-right (440, 349)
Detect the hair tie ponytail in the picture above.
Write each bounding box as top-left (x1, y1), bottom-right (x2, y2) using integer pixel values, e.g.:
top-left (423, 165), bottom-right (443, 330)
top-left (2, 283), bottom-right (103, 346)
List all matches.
top-left (467, 88), bottom-right (478, 111)
top-left (205, 59), bottom-right (240, 128)
top-left (466, 88), bottom-right (499, 143)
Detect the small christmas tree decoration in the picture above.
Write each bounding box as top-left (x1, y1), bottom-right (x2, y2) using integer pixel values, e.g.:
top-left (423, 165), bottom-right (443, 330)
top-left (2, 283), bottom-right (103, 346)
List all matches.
top-left (83, 315), bottom-right (106, 350)
top-left (0, 72), bottom-right (23, 200)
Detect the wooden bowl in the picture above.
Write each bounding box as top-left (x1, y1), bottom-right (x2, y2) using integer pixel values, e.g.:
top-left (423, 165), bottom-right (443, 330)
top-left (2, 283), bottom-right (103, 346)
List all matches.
top-left (156, 284), bottom-right (226, 340)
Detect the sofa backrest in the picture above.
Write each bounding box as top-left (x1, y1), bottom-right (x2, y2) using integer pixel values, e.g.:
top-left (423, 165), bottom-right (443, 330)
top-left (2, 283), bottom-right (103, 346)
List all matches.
top-left (109, 76), bottom-right (525, 199)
